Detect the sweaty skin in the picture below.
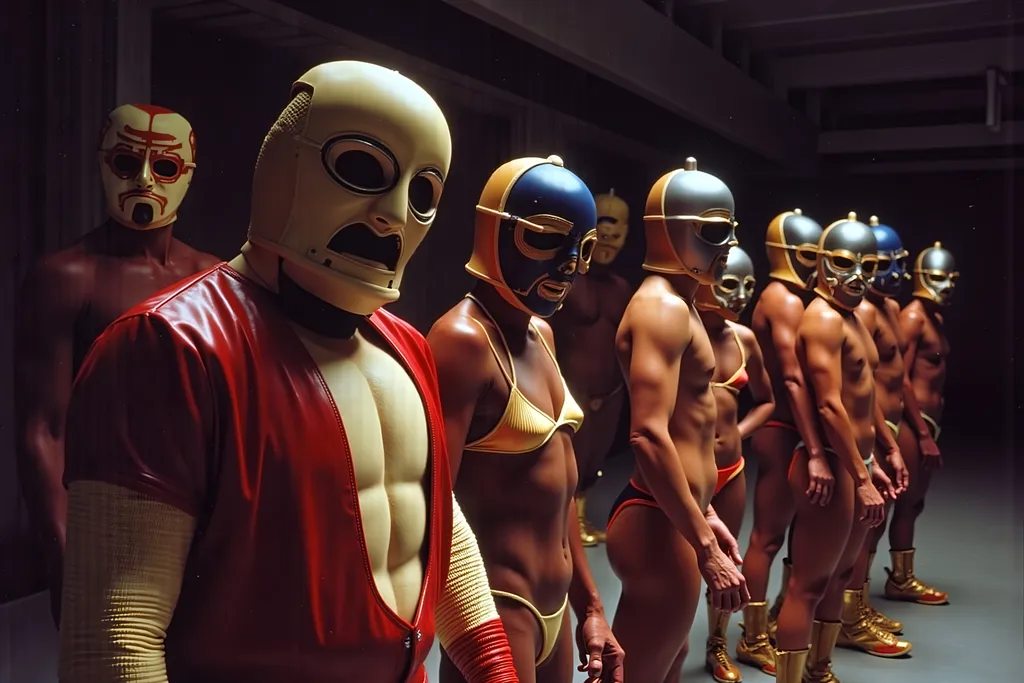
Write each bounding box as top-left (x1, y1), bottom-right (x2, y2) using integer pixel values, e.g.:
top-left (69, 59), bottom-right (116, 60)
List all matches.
top-left (429, 282), bottom-right (623, 683)
top-left (744, 282), bottom-right (828, 604)
top-left (551, 267), bottom-right (632, 492)
top-left (607, 275), bottom-right (748, 683)
top-left (775, 297), bottom-right (890, 654)
top-left (13, 221), bottom-right (217, 621)
top-left (888, 298), bottom-right (948, 551)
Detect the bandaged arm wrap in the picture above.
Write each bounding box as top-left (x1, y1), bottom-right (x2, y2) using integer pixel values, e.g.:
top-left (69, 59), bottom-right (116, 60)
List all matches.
top-left (435, 495), bottom-right (519, 682)
top-left (59, 481), bottom-right (195, 683)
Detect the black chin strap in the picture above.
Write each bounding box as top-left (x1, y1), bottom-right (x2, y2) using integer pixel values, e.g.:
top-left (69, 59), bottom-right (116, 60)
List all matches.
top-left (276, 260), bottom-right (365, 339)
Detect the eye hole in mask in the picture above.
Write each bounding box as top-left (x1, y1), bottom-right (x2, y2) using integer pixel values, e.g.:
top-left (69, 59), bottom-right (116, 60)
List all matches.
top-left (696, 221), bottom-right (734, 245)
top-left (718, 276), bottom-right (741, 292)
top-left (110, 153), bottom-right (143, 178)
top-left (926, 272), bottom-right (955, 285)
top-left (795, 247), bottom-right (818, 267)
top-left (323, 135), bottom-right (398, 195)
top-left (409, 169), bottom-right (444, 221)
top-left (745, 277), bottom-right (756, 292)
top-left (877, 257), bottom-right (892, 272)
top-left (579, 230), bottom-right (597, 268)
top-left (862, 259), bottom-right (878, 277)
top-left (513, 214), bottom-right (575, 261)
top-left (895, 257), bottom-right (907, 270)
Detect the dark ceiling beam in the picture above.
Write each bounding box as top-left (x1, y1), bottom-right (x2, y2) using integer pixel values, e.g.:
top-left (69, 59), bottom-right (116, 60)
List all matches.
top-left (819, 121), bottom-right (1022, 154)
top-left (437, 0), bottom-right (817, 172)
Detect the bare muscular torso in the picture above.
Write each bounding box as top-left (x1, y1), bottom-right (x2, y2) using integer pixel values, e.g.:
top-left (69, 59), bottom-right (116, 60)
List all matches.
top-left (705, 319), bottom-right (746, 470)
top-left (857, 296), bottom-right (906, 424)
top-left (753, 281), bottom-right (808, 424)
top-left (618, 276), bottom-right (718, 509)
top-left (231, 254), bottom-right (431, 622)
top-left (553, 268), bottom-right (631, 401)
top-left (804, 298), bottom-right (879, 459)
top-left (901, 299), bottom-right (949, 421)
top-left (431, 297), bottom-right (576, 612)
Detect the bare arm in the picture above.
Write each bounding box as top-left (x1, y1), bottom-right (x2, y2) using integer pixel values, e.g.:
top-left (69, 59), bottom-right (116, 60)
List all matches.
top-left (567, 498), bottom-right (605, 619)
top-left (768, 295), bottom-right (827, 459)
top-left (898, 307), bottom-right (932, 441)
top-left (799, 308), bottom-right (870, 484)
top-left (736, 326), bottom-right (775, 440)
top-left (426, 317), bottom-right (491, 482)
top-left (621, 295), bottom-right (716, 552)
top-left (14, 259), bottom-right (84, 612)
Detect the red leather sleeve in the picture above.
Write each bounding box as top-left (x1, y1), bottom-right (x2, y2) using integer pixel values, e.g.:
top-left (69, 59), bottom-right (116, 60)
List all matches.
top-left (445, 619), bottom-right (519, 682)
top-left (64, 313), bottom-right (213, 517)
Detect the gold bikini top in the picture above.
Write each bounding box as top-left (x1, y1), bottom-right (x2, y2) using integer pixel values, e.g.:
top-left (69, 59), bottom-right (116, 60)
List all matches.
top-left (711, 322), bottom-right (749, 395)
top-left (463, 294), bottom-right (585, 454)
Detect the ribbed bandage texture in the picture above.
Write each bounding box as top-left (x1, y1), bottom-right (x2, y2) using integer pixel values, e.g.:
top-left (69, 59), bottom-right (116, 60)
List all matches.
top-left (256, 89), bottom-right (312, 166)
top-left (60, 482), bottom-right (195, 683)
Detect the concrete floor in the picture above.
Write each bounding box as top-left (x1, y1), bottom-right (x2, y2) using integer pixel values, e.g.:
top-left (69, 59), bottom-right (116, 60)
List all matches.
top-left (2, 434), bottom-right (1019, 682)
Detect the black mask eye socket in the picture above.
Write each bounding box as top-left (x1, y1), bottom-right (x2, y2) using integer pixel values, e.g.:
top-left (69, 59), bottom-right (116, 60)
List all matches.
top-left (745, 277), bottom-right (756, 292)
top-left (409, 169), bottom-right (444, 221)
top-left (521, 229), bottom-right (567, 253)
top-left (152, 158), bottom-right (181, 180)
top-left (322, 135), bottom-right (398, 194)
top-left (877, 257), bottom-right (891, 271)
top-left (718, 276), bottom-right (740, 292)
top-left (831, 255), bottom-right (855, 270)
top-left (862, 260), bottom-right (878, 276)
top-left (111, 153), bottom-right (142, 177)
top-left (895, 257), bottom-right (907, 269)
top-left (697, 221), bottom-right (733, 245)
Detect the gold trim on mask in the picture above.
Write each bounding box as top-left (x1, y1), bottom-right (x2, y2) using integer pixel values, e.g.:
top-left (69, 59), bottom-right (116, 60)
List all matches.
top-left (765, 209), bottom-right (814, 289)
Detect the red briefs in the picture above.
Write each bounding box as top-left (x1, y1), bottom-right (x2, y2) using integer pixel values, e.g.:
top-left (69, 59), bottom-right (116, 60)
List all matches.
top-left (715, 458), bottom-right (745, 495)
top-left (64, 265), bottom-right (503, 683)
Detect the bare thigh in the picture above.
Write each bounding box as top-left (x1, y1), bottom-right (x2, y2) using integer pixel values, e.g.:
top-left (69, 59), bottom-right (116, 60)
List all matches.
top-left (537, 608), bottom-right (575, 683)
top-left (750, 428), bottom-right (799, 543)
top-left (712, 467), bottom-right (747, 538)
top-left (895, 422), bottom-right (934, 509)
top-left (440, 598), bottom-right (547, 683)
top-left (607, 504), bottom-right (702, 682)
top-left (788, 450), bottom-right (856, 588)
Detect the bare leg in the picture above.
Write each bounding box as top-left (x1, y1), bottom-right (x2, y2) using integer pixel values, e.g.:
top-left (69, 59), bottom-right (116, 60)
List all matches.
top-left (744, 429), bottom-right (797, 602)
top-left (885, 421), bottom-right (948, 604)
top-left (536, 608), bottom-right (575, 683)
top-left (774, 450), bottom-right (854, 652)
top-left (663, 637), bottom-right (689, 683)
top-left (607, 504), bottom-right (703, 682)
top-left (707, 471), bottom-right (745, 682)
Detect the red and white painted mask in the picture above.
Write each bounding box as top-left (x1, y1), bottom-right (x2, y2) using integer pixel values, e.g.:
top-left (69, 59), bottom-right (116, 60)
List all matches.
top-left (97, 104), bottom-right (196, 230)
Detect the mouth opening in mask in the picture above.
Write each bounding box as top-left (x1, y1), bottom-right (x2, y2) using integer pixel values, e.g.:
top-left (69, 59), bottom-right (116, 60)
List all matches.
top-left (537, 279), bottom-right (570, 302)
top-left (132, 203), bottom-right (154, 226)
top-left (327, 223), bottom-right (402, 273)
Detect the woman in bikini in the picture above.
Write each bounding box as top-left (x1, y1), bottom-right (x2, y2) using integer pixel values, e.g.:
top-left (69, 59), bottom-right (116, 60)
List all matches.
top-left (428, 156), bottom-right (623, 683)
top-left (694, 246), bottom-right (776, 683)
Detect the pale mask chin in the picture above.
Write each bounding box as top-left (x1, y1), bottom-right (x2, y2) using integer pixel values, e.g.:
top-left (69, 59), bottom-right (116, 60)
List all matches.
top-left (592, 245), bottom-right (620, 266)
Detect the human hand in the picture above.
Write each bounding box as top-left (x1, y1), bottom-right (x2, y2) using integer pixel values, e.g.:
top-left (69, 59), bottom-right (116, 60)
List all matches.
top-left (576, 610), bottom-right (624, 682)
top-left (806, 455), bottom-right (835, 506)
top-left (885, 448), bottom-right (910, 495)
top-left (696, 523), bottom-right (749, 614)
top-left (855, 481), bottom-right (886, 527)
top-left (919, 435), bottom-right (943, 470)
top-left (870, 461), bottom-right (897, 501)
top-left (706, 507), bottom-right (744, 566)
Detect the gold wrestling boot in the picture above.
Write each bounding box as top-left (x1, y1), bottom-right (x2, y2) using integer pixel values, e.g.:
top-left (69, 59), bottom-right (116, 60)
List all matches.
top-left (883, 549), bottom-right (949, 605)
top-left (802, 621), bottom-right (842, 683)
top-left (837, 589), bottom-right (912, 657)
top-left (706, 593), bottom-right (743, 682)
top-left (576, 492), bottom-right (605, 547)
top-left (736, 602), bottom-right (776, 676)
top-left (773, 648), bottom-right (808, 683)
top-left (767, 558), bottom-right (791, 643)
top-left (862, 579), bottom-right (903, 633)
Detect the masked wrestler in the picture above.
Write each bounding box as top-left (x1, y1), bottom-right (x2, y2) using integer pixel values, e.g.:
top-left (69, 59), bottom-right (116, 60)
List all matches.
top-left (59, 61), bottom-right (518, 683)
top-left (607, 157), bottom-right (749, 683)
top-left (884, 242), bottom-right (957, 606)
top-left (736, 209), bottom-right (823, 675)
top-left (14, 103), bottom-right (217, 624)
top-left (429, 155), bottom-right (623, 683)
top-left (549, 189), bottom-right (632, 546)
top-left (837, 216), bottom-right (914, 655)
top-left (694, 246), bottom-right (775, 683)
top-left (775, 213), bottom-right (901, 683)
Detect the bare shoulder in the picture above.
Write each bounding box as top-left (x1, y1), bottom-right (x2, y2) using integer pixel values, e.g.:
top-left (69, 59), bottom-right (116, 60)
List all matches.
top-left (883, 297), bottom-right (901, 318)
top-left (171, 238), bottom-right (220, 270)
top-left (532, 316), bottom-right (557, 350)
top-left (801, 298), bottom-right (844, 339)
top-left (732, 322), bottom-right (757, 348)
top-left (621, 278), bottom-right (691, 348)
top-left (427, 307), bottom-right (492, 372)
top-left (20, 246), bottom-right (93, 309)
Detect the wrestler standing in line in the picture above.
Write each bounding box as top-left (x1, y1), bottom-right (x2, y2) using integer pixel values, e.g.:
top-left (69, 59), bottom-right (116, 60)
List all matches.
top-left (430, 155), bottom-right (623, 683)
top-left (884, 242), bottom-right (957, 606)
top-left (551, 190), bottom-right (633, 546)
top-left (59, 61), bottom-right (519, 683)
top-left (774, 213), bottom-right (898, 683)
top-left (607, 158), bottom-right (749, 683)
top-left (838, 216), bottom-right (913, 654)
top-left (694, 246), bottom-right (776, 682)
top-left (736, 210), bottom-right (825, 676)
top-left (14, 104), bottom-right (217, 624)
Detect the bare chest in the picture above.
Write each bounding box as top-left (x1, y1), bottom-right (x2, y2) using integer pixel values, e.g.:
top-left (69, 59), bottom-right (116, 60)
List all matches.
top-left (563, 276), bottom-right (621, 327)
top-left (842, 317), bottom-right (877, 390)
